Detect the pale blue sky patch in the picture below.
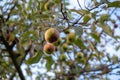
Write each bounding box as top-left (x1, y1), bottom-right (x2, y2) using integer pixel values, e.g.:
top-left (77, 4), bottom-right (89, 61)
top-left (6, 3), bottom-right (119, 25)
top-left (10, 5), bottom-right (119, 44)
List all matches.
top-left (69, 0), bottom-right (85, 9)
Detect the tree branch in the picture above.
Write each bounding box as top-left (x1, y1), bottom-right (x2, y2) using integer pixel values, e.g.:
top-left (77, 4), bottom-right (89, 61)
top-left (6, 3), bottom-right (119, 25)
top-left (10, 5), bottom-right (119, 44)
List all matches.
top-left (60, 3), bottom-right (70, 26)
top-left (0, 30), bottom-right (25, 80)
top-left (6, 1), bottom-right (18, 21)
top-left (9, 43), bottom-right (32, 80)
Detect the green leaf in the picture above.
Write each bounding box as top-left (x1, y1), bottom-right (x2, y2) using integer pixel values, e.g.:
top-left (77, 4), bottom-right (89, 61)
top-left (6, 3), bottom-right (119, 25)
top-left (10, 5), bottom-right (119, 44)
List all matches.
top-left (80, 10), bottom-right (90, 14)
top-left (112, 55), bottom-right (118, 63)
top-left (91, 11), bottom-right (98, 20)
top-left (74, 37), bottom-right (84, 49)
top-left (99, 14), bottom-right (109, 24)
top-left (55, 0), bottom-right (61, 3)
top-left (108, 1), bottom-right (120, 7)
top-left (45, 56), bottom-right (54, 71)
top-left (83, 15), bottom-right (91, 23)
top-left (116, 46), bottom-right (120, 51)
top-left (77, 59), bottom-right (84, 64)
top-left (70, 9), bottom-right (83, 15)
top-left (70, 9), bottom-right (89, 15)
top-left (93, 0), bottom-right (99, 6)
top-left (117, 71), bottom-right (120, 74)
top-left (91, 33), bottom-right (100, 43)
top-left (97, 24), bottom-right (113, 37)
top-left (91, 23), bottom-right (96, 32)
top-left (107, 54), bottom-right (111, 62)
top-left (26, 50), bottom-right (43, 65)
top-left (74, 27), bottom-right (83, 37)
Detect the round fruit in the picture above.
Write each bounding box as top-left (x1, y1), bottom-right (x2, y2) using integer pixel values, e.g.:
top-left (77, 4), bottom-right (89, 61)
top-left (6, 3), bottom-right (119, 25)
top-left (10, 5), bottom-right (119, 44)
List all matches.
top-left (53, 38), bottom-right (62, 46)
top-left (59, 54), bottom-right (66, 61)
top-left (62, 43), bottom-right (69, 51)
top-left (76, 52), bottom-right (84, 63)
top-left (114, 24), bottom-right (118, 28)
top-left (44, 28), bottom-right (59, 43)
top-left (67, 32), bottom-right (76, 43)
top-left (43, 43), bottom-right (55, 54)
top-left (76, 52), bottom-right (83, 59)
top-left (64, 29), bottom-right (71, 34)
top-left (67, 60), bottom-right (74, 66)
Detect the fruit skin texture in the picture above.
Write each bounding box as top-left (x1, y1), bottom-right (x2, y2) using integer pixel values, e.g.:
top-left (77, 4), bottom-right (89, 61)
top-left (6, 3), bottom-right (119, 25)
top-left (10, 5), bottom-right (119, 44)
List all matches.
top-left (53, 38), bottom-right (62, 46)
top-left (62, 43), bottom-right (69, 51)
top-left (114, 24), bottom-right (118, 28)
top-left (44, 28), bottom-right (59, 43)
top-left (67, 60), bottom-right (74, 66)
top-left (43, 43), bottom-right (55, 54)
top-left (76, 52), bottom-right (84, 63)
top-left (67, 32), bottom-right (76, 44)
top-left (76, 52), bottom-right (83, 59)
top-left (64, 29), bottom-right (71, 34)
top-left (59, 54), bottom-right (66, 61)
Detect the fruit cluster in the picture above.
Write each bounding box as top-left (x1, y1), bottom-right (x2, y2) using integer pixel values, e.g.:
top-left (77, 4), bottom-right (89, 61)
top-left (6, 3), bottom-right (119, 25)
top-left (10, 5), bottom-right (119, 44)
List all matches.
top-left (43, 28), bottom-right (77, 60)
top-left (43, 28), bottom-right (76, 54)
top-left (43, 28), bottom-right (60, 54)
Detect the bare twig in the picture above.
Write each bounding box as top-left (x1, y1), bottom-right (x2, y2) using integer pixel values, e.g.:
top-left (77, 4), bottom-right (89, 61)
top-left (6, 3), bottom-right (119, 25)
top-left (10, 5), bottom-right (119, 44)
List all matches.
top-left (60, 3), bottom-right (69, 26)
top-left (72, 15), bottom-right (84, 26)
top-left (6, 1), bottom-right (18, 21)
top-left (77, 0), bottom-right (83, 9)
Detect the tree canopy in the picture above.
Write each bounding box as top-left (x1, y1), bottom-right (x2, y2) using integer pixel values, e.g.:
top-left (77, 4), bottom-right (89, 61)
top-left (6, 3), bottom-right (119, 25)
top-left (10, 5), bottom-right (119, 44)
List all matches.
top-left (0, 0), bottom-right (120, 80)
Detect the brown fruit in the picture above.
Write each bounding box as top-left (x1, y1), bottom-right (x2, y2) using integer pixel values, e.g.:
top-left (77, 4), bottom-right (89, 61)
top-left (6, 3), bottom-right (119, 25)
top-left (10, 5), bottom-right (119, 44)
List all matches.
top-left (67, 60), bottom-right (74, 66)
top-left (43, 43), bottom-right (55, 54)
top-left (54, 47), bottom-right (58, 51)
top-left (44, 28), bottom-right (59, 43)
top-left (114, 24), bottom-right (118, 28)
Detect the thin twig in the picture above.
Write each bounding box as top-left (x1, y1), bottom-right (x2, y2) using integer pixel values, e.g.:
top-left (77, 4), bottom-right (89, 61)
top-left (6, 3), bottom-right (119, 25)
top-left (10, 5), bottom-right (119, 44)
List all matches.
top-left (60, 3), bottom-right (70, 26)
top-left (77, 0), bottom-right (83, 9)
top-left (72, 15), bottom-right (84, 26)
top-left (6, 1), bottom-right (18, 21)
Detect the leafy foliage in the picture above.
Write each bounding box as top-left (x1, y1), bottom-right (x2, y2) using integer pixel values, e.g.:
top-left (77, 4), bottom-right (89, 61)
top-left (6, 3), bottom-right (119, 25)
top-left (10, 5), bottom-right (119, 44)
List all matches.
top-left (0, 0), bottom-right (120, 80)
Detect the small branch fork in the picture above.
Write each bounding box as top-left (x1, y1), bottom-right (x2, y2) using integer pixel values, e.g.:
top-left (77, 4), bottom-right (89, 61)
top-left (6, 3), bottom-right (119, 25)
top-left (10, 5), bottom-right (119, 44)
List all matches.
top-left (0, 1), bottom-right (35, 79)
top-left (60, 3), bottom-right (69, 25)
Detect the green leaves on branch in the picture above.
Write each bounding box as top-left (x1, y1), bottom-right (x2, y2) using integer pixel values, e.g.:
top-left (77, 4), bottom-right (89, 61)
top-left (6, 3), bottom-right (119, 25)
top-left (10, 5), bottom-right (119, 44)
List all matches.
top-left (91, 33), bottom-right (100, 43)
top-left (83, 15), bottom-right (91, 23)
top-left (108, 1), bottom-right (120, 7)
top-left (26, 51), bottom-right (43, 65)
top-left (45, 56), bottom-right (54, 71)
top-left (70, 9), bottom-right (90, 15)
top-left (99, 14), bottom-right (109, 24)
top-left (97, 24), bottom-right (113, 37)
top-left (112, 55), bottom-right (119, 64)
top-left (74, 27), bottom-right (83, 37)
top-left (74, 38), bottom-right (85, 49)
